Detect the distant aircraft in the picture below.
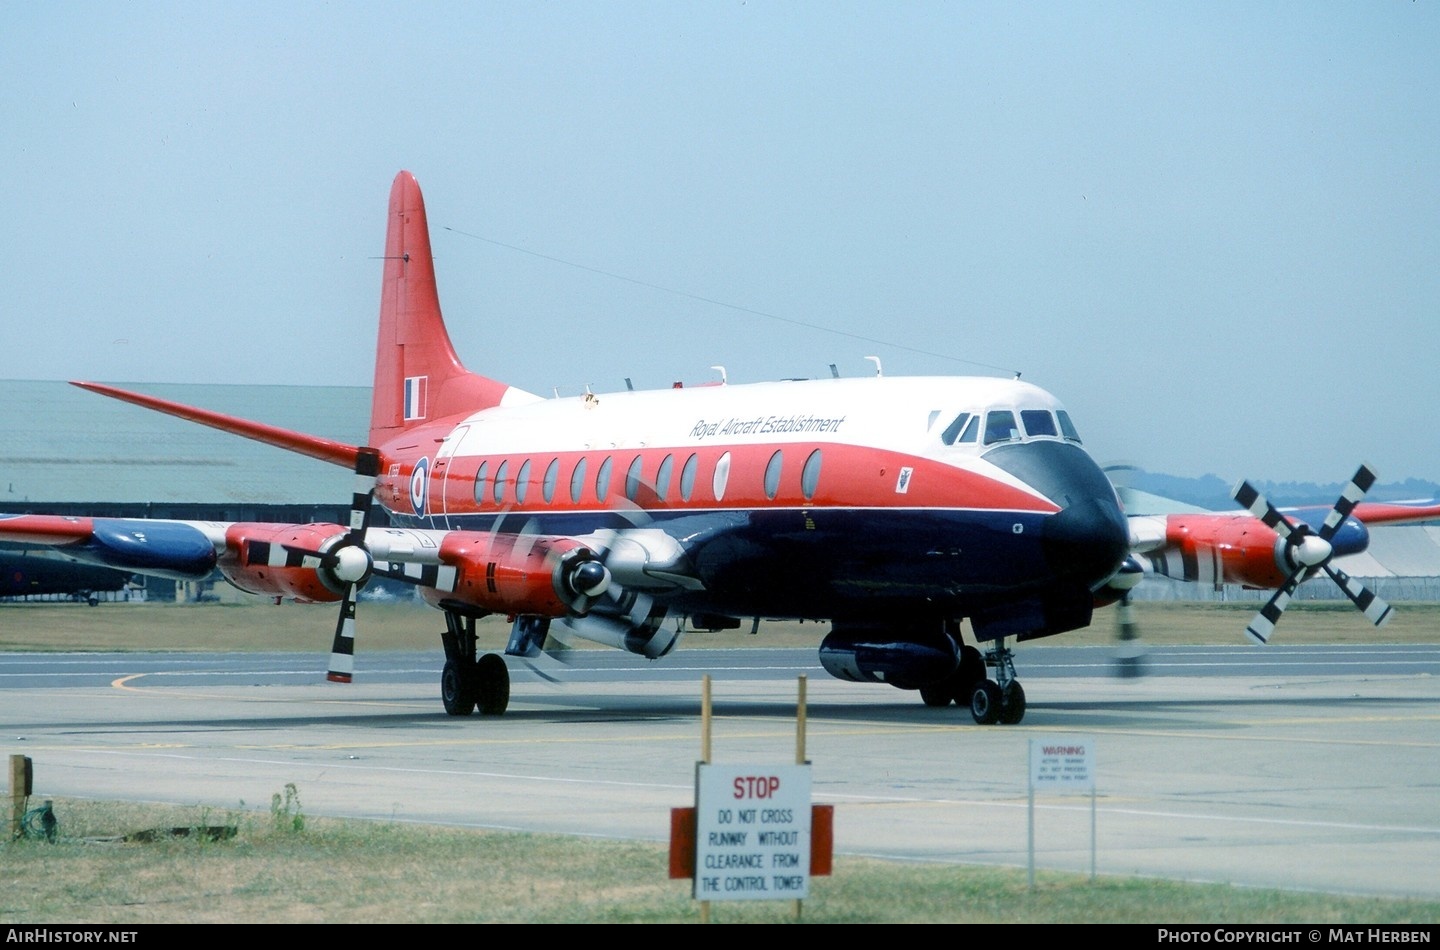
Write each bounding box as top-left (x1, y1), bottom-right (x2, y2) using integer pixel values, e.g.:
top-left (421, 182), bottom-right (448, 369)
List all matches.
top-left (2, 171), bottom-right (1437, 724)
top-left (0, 546), bottom-right (135, 605)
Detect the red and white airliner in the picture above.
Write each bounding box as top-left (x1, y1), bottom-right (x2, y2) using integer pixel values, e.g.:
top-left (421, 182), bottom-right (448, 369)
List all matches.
top-left (4, 171), bottom-right (1437, 724)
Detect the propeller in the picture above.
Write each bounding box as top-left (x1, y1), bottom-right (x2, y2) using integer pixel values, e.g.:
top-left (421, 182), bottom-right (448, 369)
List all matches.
top-left (325, 448), bottom-right (382, 682)
top-left (1109, 557), bottom-right (1147, 677)
top-left (509, 481), bottom-right (677, 676)
top-left (1100, 464), bottom-right (1149, 677)
top-left (1231, 463), bottom-right (1391, 644)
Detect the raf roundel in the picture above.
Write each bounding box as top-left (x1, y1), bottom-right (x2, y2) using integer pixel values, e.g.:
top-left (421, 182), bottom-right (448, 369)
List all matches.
top-left (409, 457), bottom-right (429, 516)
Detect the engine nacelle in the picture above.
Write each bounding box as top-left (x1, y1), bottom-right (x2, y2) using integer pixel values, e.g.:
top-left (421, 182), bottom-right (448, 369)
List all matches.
top-left (1148, 514), bottom-right (1371, 589)
top-left (818, 624), bottom-right (959, 690)
top-left (433, 534), bottom-right (611, 618)
top-left (219, 522), bottom-right (349, 602)
top-left (553, 587), bottom-right (678, 658)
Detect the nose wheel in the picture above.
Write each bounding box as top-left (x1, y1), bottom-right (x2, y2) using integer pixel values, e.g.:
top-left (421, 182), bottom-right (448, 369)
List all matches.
top-left (969, 638), bottom-right (1025, 725)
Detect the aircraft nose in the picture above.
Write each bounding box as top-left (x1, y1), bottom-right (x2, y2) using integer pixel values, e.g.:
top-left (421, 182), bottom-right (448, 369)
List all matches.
top-left (982, 440), bottom-right (1131, 589)
top-left (1042, 495), bottom-right (1130, 590)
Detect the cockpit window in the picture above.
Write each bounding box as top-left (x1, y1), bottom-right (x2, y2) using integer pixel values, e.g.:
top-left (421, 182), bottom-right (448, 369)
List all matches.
top-left (1056, 410), bottom-right (1082, 443)
top-left (1020, 409), bottom-right (1057, 438)
top-left (940, 412), bottom-right (970, 446)
top-left (940, 412), bottom-right (980, 446)
top-left (983, 410), bottom-right (1019, 445)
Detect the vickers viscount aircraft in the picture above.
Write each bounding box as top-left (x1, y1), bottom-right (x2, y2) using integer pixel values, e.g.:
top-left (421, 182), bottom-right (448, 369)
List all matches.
top-left (3, 171), bottom-right (1437, 724)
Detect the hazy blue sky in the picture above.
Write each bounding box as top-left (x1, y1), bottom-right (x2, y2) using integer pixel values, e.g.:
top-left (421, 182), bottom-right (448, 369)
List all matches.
top-left (5, 2), bottom-right (1437, 484)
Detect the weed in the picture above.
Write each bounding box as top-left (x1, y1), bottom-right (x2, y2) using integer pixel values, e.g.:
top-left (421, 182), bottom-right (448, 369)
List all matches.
top-left (270, 783), bottom-right (304, 834)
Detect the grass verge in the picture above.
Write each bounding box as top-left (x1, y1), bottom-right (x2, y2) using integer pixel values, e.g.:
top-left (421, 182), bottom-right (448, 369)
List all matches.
top-left (3, 797), bottom-right (1438, 924)
top-left (3, 600), bottom-right (1438, 653)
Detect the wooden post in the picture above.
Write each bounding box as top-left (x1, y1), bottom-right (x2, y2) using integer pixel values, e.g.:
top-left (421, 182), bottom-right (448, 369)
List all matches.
top-left (9, 754), bottom-right (31, 840)
top-left (794, 675), bottom-right (808, 921)
top-left (700, 675), bottom-right (711, 925)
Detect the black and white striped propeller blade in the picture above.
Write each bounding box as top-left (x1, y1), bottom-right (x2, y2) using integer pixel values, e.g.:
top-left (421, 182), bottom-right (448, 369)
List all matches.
top-left (327, 448), bottom-right (381, 683)
top-left (1244, 572), bottom-right (1303, 645)
top-left (1324, 563), bottom-right (1393, 628)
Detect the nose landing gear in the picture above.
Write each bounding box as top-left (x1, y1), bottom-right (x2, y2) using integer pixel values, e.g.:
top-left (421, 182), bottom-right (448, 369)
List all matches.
top-left (968, 637), bottom-right (1025, 725)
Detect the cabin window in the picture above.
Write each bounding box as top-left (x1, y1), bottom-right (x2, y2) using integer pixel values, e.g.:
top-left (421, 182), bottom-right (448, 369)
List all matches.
top-left (984, 410), bottom-right (1019, 445)
top-left (570, 457), bottom-right (588, 504)
top-left (801, 449), bottom-right (822, 501)
top-left (595, 456), bottom-right (613, 502)
top-left (624, 456), bottom-right (643, 502)
top-left (1057, 410), bottom-right (1082, 443)
top-left (656, 454), bottom-right (674, 501)
top-left (940, 412), bottom-right (970, 446)
top-left (764, 450), bottom-right (783, 500)
top-left (543, 458), bottom-right (559, 503)
top-left (1021, 409), bottom-right (1057, 438)
top-left (713, 451), bottom-right (732, 502)
top-left (515, 459), bottom-right (532, 505)
top-left (680, 453), bottom-right (698, 502)
top-left (493, 459), bottom-right (509, 504)
top-left (473, 461), bottom-right (489, 506)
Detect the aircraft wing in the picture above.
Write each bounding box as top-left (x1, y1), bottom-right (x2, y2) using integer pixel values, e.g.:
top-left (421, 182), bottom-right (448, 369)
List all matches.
top-left (0, 514), bottom-right (695, 604)
top-left (0, 515), bottom-right (224, 580)
top-left (1119, 464), bottom-right (1440, 642)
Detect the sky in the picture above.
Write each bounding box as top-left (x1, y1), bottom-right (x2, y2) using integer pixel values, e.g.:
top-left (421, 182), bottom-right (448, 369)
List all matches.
top-left (4, 2), bottom-right (1438, 485)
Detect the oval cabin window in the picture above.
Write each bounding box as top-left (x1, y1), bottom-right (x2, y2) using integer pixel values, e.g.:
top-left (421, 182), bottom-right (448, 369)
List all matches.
top-left (764, 450), bottom-right (783, 500)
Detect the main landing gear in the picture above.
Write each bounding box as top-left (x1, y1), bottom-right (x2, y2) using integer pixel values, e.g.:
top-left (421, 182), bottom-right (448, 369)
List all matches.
top-left (439, 609), bottom-right (510, 716)
top-left (921, 636), bottom-right (1026, 725)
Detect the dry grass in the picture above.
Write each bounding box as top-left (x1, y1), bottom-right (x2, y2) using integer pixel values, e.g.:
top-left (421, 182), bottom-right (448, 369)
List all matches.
top-left (4, 797), bottom-right (1438, 924)
top-left (1, 599), bottom-right (1437, 654)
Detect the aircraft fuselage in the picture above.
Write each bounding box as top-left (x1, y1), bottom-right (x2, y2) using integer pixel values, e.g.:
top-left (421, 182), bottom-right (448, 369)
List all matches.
top-left (375, 374), bottom-right (1129, 638)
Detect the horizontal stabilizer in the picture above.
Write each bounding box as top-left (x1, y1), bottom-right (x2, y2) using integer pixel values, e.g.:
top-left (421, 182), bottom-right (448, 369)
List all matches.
top-left (72, 381), bottom-right (361, 468)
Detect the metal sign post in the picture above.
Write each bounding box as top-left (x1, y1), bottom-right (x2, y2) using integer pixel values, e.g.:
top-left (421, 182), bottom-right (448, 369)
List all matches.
top-left (1028, 736), bottom-right (1096, 889)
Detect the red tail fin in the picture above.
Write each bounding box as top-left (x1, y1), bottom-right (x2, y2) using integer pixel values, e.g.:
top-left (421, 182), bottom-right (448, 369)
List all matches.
top-left (369, 171), bottom-right (530, 445)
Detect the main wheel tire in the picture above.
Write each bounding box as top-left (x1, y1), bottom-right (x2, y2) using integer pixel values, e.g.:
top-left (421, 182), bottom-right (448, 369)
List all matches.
top-left (999, 681), bottom-right (1026, 725)
top-left (475, 653), bottom-right (510, 716)
top-left (440, 659), bottom-right (476, 716)
top-left (970, 679), bottom-right (1003, 725)
top-left (919, 683), bottom-right (954, 707)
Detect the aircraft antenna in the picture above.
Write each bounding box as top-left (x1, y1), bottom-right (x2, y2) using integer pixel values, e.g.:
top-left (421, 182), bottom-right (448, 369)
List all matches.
top-left (866, 356), bottom-right (883, 378)
top-left (441, 226), bottom-right (1023, 376)
top-left (711, 365), bottom-right (727, 385)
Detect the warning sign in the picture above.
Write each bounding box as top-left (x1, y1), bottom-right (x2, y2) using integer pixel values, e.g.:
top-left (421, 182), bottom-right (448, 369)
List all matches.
top-left (1030, 737), bottom-right (1095, 791)
top-left (693, 763), bottom-right (812, 901)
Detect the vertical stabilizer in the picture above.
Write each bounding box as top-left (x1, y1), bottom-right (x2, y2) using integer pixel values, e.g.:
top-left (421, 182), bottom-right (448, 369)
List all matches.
top-left (369, 171), bottom-right (529, 444)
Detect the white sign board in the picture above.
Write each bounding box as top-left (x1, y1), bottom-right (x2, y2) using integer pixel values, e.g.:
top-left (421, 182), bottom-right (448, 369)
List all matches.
top-left (1029, 737), bottom-right (1095, 791)
top-left (693, 763), bottom-right (812, 901)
